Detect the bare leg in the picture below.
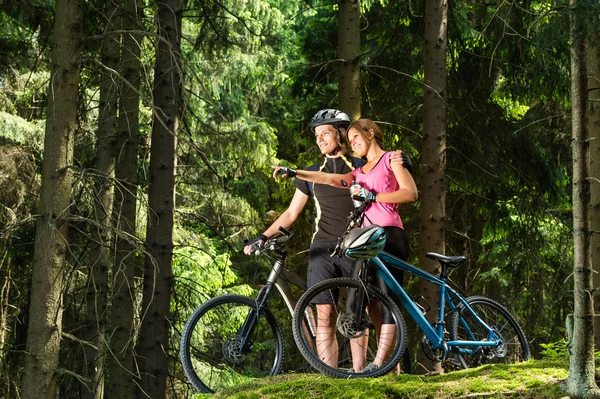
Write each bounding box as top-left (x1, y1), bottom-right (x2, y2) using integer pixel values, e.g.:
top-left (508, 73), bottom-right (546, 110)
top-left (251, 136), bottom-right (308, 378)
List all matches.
top-left (373, 324), bottom-right (397, 367)
top-left (350, 301), bottom-right (383, 371)
top-left (316, 304), bottom-right (338, 368)
top-left (350, 335), bottom-right (367, 371)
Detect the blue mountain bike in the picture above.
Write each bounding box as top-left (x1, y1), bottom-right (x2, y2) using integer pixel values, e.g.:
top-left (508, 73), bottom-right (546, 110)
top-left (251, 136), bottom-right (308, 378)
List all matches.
top-left (291, 202), bottom-right (531, 378)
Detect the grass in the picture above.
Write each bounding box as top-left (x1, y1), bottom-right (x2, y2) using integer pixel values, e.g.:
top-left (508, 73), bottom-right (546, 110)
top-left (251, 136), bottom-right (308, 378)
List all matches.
top-left (206, 359), bottom-right (569, 399)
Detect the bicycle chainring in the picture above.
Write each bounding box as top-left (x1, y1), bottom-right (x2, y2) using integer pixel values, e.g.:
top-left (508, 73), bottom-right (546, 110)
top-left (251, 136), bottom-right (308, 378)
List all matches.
top-left (336, 312), bottom-right (368, 339)
top-left (421, 335), bottom-right (443, 362)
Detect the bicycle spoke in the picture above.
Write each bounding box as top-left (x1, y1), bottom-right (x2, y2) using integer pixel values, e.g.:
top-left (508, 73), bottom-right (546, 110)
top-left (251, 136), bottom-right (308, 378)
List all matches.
top-left (293, 278), bottom-right (406, 378)
top-left (180, 295), bottom-right (283, 393)
top-left (449, 296), bottom-right (530, 369)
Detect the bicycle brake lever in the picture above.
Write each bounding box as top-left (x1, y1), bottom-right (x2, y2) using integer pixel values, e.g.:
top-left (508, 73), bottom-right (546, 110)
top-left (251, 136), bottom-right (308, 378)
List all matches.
top-left (278, 226), bottom-right (292, 238)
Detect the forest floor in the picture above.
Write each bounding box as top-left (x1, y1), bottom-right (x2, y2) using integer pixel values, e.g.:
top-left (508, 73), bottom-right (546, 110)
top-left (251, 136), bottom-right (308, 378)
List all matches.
top-left (206, 359), bottom-right (570, 399)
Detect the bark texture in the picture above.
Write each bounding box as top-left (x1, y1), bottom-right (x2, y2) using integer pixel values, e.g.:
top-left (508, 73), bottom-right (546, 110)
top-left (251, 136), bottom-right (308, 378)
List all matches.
top-left (338, 0), bottom-right (361, 120)
top-left (134, 0), bottom-right (181, 397)
top-left (417, 0), bottom-right (447, 375)
top-left (589, 30), bottom-right (600, 354)
top-left (108, 0), bottom-right (143, 397)
top-left (564, 1), bottom-right (600, 396)
top-left (21, 0), bottom-right (84, 396)
top-left (84, 0), bottom-right (119, 396)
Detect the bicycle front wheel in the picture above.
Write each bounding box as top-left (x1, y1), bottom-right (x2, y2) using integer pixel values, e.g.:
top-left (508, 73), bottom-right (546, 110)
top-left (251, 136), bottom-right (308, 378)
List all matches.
top-left (292, 277), bottom-right (406, 378)
top-left (449, 296), bottom-right (531, 368)
top-left (180, 294), bottom-right (284, 393)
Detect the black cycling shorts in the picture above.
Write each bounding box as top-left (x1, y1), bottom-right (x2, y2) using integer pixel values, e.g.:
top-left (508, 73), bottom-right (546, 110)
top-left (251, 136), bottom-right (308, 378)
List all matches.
top-left (307, 241), bottom-right (357, 304)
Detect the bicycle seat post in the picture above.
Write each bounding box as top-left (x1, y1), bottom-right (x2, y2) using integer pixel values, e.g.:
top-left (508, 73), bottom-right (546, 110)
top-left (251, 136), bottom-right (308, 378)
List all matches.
top-left (438, 262), bottom-right (448, 281)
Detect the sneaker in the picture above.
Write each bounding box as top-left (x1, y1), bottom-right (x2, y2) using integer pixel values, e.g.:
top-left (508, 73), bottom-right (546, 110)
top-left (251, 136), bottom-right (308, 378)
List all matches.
top-left (360, 363), bottom-right (379, 373)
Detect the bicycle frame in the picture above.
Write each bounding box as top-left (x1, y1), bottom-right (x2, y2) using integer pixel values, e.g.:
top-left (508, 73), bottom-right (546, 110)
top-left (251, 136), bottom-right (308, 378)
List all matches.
top-left (370, 251), bottom-right (502, 358)
top-left (237, 245), bottom-right (317, 353)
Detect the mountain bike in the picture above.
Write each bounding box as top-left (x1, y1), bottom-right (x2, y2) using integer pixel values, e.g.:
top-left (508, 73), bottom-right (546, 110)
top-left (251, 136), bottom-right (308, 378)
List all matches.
top-left (291, 202), bottom-right (531, 378)
top-left (179, 227), bottom-right (308, 393)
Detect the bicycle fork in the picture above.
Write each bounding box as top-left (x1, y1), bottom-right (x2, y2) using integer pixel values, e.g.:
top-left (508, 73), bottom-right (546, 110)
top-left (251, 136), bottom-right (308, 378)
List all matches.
top-left (235, 255), bottom-right (286, 354)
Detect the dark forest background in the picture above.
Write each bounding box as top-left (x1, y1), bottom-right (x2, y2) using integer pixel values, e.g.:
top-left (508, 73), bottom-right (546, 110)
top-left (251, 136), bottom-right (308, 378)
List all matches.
top-left (0, 0), bottom-right (598, 398)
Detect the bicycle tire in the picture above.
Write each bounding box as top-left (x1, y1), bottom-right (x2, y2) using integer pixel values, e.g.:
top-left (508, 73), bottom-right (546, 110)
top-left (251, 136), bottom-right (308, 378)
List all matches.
top-left (449, 295), bottom-right (531, 368)
top-left (292, 277), bottom-right (407, 378)
top-left (180, 294), bottom-right (284, 393)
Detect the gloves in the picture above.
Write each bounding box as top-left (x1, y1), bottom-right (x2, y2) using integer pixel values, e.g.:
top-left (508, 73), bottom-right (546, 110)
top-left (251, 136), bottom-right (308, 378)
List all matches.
top-left (246, 234), bottom-right (268, 254)
top-left (274, 166), bottom-right (297, 178)
top-left (401, 152), bottom-right (414, 174)
top-left (357, 187), bottom-right (377, 204)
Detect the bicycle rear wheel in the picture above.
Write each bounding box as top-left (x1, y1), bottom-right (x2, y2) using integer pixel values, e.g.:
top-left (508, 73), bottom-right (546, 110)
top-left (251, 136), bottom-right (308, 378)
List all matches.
top-left (292, 277), bottom-right (406, 378)
top-left (180, 294), bottom-right (284, 393)
top-left (449, 296), bottom-right (531, 368)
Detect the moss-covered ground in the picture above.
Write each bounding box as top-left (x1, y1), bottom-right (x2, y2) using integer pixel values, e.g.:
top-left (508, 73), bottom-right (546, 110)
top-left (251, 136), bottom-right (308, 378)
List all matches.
top-left (200, 359), bottom-right (569, 399)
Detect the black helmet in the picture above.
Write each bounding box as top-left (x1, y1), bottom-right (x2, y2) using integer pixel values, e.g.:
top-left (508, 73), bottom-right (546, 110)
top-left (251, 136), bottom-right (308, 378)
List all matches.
top-left (308, 109), bottom-right (351, 132)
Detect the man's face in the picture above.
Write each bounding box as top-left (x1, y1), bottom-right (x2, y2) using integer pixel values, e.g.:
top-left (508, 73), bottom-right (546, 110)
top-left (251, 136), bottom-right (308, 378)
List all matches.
top-left (314, 125), bottom-right (339, 155)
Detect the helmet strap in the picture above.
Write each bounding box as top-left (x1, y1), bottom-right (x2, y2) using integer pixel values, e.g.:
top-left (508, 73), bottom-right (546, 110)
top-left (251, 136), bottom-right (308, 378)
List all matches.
top-left (328, 145), bottom-right (341, 156)
top-left (327, 125), bottom-right (344, 156)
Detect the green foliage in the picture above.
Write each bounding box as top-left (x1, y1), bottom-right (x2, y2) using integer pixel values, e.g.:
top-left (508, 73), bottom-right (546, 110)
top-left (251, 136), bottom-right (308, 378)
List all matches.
top-left (539, 339), bottom-right (569, 361)
top-left (173, 227), bottom-right (245, 296)
top-left (0, 0), bottom-right (53, 74)
top-left (0, 111), bottom-right (44, 147)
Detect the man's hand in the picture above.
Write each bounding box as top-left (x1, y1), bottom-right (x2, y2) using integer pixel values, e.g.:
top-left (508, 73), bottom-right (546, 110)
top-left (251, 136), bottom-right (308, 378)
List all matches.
top-left (272, 166), bottom-right (297, 179)
top-left (390, 150), bottom-right (414, 174)
top-left (243, 234), bottom-right (268, 255)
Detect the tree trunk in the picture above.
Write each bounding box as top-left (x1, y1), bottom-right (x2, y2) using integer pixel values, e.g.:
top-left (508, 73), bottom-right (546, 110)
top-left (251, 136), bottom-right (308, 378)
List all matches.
top-left (0, 253), bottom-right (10, 389)
top-left (417, 0), bottom-right (447, 375)
top-left (338, 0), bottom-right (361, 120)
top-left (108, 0), bottom-right (143, 397)
top-left (84, 0), bottom-right (119, 396)
top-left (134, 0), bottom-right (181, 397)
top-left (564, 0), bottom-right (600, 396)
top-left (21, 0), bottom-right (84, 397)
top-left (589, 28), bottom-right (600, 354)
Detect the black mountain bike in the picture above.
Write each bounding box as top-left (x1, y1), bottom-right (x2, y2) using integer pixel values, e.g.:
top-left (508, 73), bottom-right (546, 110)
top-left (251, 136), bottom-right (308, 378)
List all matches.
top-left (179, 227), bottom-right (309, 393)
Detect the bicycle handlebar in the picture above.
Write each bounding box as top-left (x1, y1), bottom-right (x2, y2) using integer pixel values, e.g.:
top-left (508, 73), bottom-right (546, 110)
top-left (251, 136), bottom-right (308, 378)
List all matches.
top-left (245, 226), bottom-right (292, 255)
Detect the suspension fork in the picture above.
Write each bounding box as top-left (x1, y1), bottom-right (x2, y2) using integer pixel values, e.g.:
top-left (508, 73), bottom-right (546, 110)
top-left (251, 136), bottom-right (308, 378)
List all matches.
top-left (346, 261), bottom-right (369, 326)
top-left (237, 252), bottom-right (287, 352)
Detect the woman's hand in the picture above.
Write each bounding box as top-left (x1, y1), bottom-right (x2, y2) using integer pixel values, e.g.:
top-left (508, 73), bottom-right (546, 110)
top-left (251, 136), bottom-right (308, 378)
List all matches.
top-left (351, 186), bottom-right (376, 204)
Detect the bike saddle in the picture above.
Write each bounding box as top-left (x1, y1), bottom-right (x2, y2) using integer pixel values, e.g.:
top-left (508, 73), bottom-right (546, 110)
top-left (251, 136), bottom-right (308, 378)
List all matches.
top-left (426, 252), bottom-right (466, 268)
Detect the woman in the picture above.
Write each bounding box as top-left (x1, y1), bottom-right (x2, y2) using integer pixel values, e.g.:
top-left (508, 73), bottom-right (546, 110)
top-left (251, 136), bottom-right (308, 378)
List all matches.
top-left (274, 118), bottom-right (418, 372)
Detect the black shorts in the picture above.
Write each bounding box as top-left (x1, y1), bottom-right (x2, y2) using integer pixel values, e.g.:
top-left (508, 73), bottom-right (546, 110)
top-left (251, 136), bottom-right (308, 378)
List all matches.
top-left (307, 241), bottom-right (357, 304)
top-left (374, 226), bottom-right (409, 323)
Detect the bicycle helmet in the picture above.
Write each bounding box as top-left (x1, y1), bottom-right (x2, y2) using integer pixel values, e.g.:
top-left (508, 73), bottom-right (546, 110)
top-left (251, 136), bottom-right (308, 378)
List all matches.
top-left (308, 109), bottom-right (351, 132)
top-left (342, 225), bottom-right (386, 260)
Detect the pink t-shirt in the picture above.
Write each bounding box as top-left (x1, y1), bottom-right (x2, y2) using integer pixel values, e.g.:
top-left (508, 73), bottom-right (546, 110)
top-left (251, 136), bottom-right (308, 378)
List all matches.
top-left (351, 151), bottom-right (403, 229)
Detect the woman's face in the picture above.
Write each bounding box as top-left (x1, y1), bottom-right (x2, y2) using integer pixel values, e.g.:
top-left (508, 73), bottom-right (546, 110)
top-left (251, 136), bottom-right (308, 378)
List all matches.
top-left (347, 127), bottom-right (370, 156)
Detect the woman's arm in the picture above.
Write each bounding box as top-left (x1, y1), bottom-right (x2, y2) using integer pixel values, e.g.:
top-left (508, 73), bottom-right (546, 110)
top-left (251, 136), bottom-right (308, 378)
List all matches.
top-left (272, 166), bottom-right (354, 188)
top-left (371, 161), bottom-right (418, 204)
